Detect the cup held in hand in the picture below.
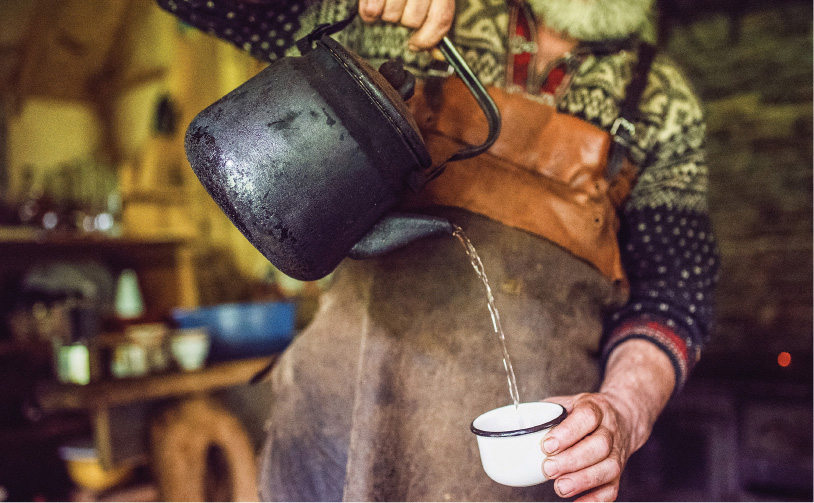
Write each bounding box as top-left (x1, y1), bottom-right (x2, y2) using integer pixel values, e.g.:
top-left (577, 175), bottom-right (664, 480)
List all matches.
top-left (471, 401), bottom-right (567, 487)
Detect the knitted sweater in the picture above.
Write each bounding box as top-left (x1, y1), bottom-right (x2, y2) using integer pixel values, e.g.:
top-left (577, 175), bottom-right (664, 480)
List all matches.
top-left (159, 0), bottom-right (720, 390)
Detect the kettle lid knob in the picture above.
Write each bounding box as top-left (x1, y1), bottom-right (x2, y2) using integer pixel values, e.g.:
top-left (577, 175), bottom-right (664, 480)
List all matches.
top-left (378, 60), bottom-right (416, 101)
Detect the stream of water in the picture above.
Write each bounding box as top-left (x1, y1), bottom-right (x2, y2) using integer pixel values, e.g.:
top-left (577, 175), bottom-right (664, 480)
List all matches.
top-left (452, 225), bottom-right (521, 411)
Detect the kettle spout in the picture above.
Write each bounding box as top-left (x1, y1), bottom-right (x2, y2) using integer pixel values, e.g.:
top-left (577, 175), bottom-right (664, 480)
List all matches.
top-left (348, 213), bottom-right (454, 259)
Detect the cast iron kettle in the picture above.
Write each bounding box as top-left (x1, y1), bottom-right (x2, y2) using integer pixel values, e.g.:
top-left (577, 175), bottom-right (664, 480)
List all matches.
top-left (184, 13), bottom-right (501, 281)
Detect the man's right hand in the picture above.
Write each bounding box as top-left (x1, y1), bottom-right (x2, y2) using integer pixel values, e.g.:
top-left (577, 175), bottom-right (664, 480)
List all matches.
top-left (358, 0), bottom-right (454, 51)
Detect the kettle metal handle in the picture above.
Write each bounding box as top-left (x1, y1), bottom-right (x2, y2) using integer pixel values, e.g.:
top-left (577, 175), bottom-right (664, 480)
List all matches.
top-left (438, 36), bottom-right (501, 162)
top-left (416, 37), bottom-right (501, 182)
top-left (296, 8), bottom-right (502, 191)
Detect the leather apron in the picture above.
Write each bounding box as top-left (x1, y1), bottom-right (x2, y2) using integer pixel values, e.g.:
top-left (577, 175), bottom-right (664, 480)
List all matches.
top-left (259, 79), bottom-right (633, 501)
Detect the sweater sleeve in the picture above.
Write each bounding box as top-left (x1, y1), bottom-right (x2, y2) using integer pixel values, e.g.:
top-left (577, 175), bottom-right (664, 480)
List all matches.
top-left (600, 56), bottom-right (721, 391)
top-left (155, 0), bottom-right (302, 62)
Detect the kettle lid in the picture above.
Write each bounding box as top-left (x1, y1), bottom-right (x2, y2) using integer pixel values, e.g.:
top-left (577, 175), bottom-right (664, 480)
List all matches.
top-left (317, 36), bottom-right (433, 170)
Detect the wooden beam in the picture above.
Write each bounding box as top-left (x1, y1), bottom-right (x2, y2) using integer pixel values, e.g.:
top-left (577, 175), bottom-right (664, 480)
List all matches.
top-left (12, 0), bottom-right (60, 108)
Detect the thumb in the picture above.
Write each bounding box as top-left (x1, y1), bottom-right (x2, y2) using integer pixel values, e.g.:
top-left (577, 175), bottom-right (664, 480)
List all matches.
top-left (541, 395), bottom-right (578, 414)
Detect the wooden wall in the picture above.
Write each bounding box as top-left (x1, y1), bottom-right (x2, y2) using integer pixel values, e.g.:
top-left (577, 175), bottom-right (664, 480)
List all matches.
top-left (1, 0), bottom-right (284, 308)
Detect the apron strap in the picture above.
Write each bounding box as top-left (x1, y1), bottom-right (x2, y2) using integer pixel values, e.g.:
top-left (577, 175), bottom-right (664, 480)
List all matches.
top-left (606, 42), bottom-right (658, 178)
top-left (505, 1), bottom-right (653, 181)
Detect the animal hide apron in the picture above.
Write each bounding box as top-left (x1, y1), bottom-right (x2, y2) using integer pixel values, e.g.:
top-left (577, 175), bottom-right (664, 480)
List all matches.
top-left (259, 78), bottom-right (633, 501)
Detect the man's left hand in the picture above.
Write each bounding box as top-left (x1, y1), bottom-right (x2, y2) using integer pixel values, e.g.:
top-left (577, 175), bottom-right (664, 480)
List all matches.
top-left (539, 392), bottom-right (637, 501)
top-left (539, 339), bottom-right (677, 501)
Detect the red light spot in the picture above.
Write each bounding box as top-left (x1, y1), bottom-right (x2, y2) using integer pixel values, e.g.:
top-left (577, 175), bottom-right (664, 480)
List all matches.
top-left (777, 352), bottom-right (792, 368)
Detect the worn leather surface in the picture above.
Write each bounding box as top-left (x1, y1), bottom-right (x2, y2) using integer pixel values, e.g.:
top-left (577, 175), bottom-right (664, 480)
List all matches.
top-left (403, 77), bottom-right (633, 285)
top-left (259, 210), bottom-right (628, 501)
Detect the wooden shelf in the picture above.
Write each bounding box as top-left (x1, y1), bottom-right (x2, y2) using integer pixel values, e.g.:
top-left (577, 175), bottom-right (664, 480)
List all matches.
top-left (37, 356), bottom-right (276, 412)
top-left (0, 225), bottom-right (200, 324)
top-left (0, 226), bottom-right (192, 248)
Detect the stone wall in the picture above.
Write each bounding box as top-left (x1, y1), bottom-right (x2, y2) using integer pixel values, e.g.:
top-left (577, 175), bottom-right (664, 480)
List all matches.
top-left (619, 4), bottom-right (812, 500)
top-left (664, 2), bottom-right (812, 358)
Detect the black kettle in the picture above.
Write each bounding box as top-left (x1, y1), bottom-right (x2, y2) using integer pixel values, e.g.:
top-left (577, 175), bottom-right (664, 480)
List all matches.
top-left (184, 16), bottom-right (501, 281)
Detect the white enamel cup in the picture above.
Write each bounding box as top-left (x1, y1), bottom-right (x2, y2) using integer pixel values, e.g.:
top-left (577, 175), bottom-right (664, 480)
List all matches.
top-left (471, 402), bottom-right (567, 487)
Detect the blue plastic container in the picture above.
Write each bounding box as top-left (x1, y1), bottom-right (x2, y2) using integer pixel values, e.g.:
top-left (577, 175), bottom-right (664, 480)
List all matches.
top-left (171, 301), bottom-right (296, 362)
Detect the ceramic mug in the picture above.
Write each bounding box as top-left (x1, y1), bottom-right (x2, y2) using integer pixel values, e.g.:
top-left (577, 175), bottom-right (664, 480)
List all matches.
top-left (471, 401), bottom-right (567, 487)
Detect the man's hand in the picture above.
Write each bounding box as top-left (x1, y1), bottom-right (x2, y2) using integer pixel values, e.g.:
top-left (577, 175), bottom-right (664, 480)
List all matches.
top-left (539, 392), bottom-right (639, 501)
top-left (358, 0), bottom-right (454, 50)
top-left (540, 339), bottom-right (676, 501)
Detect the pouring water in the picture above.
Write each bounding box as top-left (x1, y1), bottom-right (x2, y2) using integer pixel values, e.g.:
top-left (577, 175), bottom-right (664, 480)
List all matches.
top-left (452, 226), bottom-right (522, 425)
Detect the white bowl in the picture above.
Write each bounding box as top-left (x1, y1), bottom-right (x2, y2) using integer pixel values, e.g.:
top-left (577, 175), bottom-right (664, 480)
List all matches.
top-left (471, 402), bottom-right (567, 487)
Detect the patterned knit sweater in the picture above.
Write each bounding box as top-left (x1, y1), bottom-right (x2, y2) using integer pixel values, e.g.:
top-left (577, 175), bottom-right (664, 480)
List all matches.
top-left (159, 0), bottom-right (720, 390)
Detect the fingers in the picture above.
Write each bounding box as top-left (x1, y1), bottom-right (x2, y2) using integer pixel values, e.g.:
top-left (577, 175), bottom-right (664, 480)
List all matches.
top-left (361, 0), bottom-right (423, 27)
top-left (553, 458), bottom-right (623, 500)
top-left (408, 0), bottom-right (454, 49)
top-left (359, 0), bottom-right (386, 23)
top-left (381, 0), bottom-right (408, 23)
top-left (400, 0), bottom-right (431, 28)
top-left (359, 0), bottom-right (451, 50)
top-left (543, 426), bottom-right (613, 478)
top-left (542, 395), bottom-right (578, 413)
top-left (544, 433), bottom-right (621, 498)
top-left (539, 393), bottom-right (633, 501)
top-left (574, 481), bottom-right (621, 503)
top-left (543, 396), bottom-right (603, 455)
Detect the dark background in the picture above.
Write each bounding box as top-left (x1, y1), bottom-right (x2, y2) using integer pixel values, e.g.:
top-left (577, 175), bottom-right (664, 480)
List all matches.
top-left (620, 0), bottom-right (812, 500)
top-left (0, 0), bottom-right (810, 501)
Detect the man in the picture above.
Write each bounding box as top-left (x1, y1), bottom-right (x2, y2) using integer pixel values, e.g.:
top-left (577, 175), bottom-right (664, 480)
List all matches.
top-left (161, 0), bottom-right (719, 500)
